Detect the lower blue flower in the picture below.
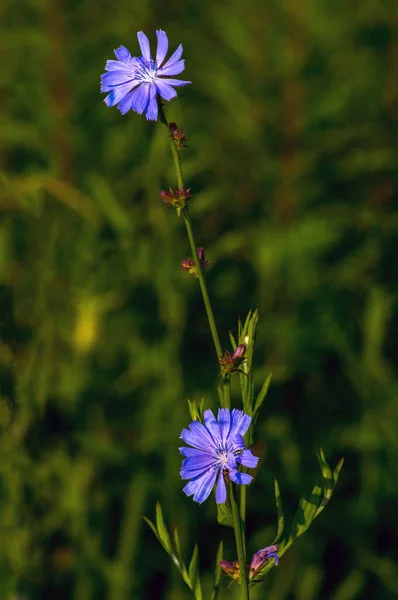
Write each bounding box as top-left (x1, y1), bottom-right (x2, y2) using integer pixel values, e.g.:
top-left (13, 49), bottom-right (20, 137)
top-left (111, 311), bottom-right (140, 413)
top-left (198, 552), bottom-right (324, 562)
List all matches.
top-left (179, 408), bottom-right (259, 504)
top-left (100, 30), bottom-right (190, 121)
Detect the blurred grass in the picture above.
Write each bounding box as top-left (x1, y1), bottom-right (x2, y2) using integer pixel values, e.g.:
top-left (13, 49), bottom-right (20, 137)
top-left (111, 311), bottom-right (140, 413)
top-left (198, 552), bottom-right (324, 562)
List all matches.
top-left (1, 0), bottom-right (398, 598)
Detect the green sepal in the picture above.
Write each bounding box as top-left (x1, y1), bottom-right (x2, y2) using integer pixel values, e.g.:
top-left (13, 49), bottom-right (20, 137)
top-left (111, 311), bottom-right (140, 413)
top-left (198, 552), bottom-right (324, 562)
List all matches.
top-left (211, 541), bottom-right (223, 600)
top-left (217, 502), bottom-right (234, 528)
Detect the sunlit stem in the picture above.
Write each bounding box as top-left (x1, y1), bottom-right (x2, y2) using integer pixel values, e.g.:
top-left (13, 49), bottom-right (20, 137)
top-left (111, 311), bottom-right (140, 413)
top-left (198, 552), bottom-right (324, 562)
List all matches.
top-left (158, 102), bottom-right (230, 407)
top-left (230, 483), bottom-right (250, 600)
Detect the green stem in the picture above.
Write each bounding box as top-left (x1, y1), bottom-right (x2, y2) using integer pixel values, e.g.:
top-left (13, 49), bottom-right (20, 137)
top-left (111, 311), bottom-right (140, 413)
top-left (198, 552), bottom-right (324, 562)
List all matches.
top-left (158, 102), bottom-right (229, 406)
top-left (230, 484), bottom-right (250, 600)
top-left (222, 374), bottom-right (231, 411)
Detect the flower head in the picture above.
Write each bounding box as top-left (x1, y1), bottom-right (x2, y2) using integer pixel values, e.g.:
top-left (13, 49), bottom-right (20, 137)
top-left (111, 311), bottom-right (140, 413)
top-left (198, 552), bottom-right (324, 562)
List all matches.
top-left (101, 30), bottom-right (191, 120)
top-left (179, 408), bottom-right (259, 504)
top-left (219, 344), bottom-right (247, 376)
top-left (181, 247), bottom-right (210, 277)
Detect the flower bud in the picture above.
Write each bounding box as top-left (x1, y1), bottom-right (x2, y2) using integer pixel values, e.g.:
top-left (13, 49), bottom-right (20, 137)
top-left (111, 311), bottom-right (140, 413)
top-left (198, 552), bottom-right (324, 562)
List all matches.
top-left (249, 545), bottom-right (279, 582)
top-left (219, 344), bottom-right (247, 376)
top-left (169, 122), bottom-right (189, 149)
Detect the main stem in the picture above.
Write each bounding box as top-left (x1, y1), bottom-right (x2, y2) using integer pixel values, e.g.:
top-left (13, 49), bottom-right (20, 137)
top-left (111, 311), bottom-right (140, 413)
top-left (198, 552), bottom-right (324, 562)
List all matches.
top-left (230, 484), bottom-right (250, 600)
top-left (158, 103), bottom-right (230, 408)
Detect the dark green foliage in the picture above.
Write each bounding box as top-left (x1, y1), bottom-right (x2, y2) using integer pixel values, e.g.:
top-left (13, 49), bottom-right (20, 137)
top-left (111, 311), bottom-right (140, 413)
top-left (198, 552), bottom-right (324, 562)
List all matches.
top-left (1, 0), bottom-right (398, 598)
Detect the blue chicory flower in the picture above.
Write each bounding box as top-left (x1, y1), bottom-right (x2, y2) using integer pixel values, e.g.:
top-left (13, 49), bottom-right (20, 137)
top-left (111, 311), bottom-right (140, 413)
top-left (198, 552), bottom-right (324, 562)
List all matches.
top-left (101, 30), bottom-right (191, 121)
top-left (179, 408), bottom-right (259, 504)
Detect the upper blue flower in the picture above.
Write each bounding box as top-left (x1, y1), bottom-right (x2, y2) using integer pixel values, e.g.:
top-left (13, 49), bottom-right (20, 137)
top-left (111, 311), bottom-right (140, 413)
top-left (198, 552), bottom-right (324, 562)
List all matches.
top-left (101, 30), bottom-right (190, 121)
top-left (179, 408), bottom-right (259, 504)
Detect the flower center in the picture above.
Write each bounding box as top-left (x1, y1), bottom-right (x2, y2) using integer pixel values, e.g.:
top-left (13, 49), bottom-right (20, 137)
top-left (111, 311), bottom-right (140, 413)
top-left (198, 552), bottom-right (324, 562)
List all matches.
top-left (136, 57), bottom-right (158, 82)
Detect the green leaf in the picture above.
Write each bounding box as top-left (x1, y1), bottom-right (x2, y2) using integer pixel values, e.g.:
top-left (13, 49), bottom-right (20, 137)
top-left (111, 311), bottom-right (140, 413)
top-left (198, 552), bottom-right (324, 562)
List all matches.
top-left (143, 516), bottom-right (159, 541)
top-left (229, 331), bottom-right (237, 350)
top-left (291, 482), bottom-right (323, 539)
top-left (333, 457), bottom-right (345, 485)
top-left (271, 479), bottom-right (285, 544)
top-left (253, 372), bottom-right (273, 421)
top-left (217, 502), bottom-right (234, 528)
top-left (173, 528), bottom-right (190, 586)
top-left (187, 398), bottom-right (205, 422)
top-left (211, 541), bottom-right (223, 600)
top-left (155, 502), bottom-right (172, 554)
top-left (189, 545), bottom-right (203, 600)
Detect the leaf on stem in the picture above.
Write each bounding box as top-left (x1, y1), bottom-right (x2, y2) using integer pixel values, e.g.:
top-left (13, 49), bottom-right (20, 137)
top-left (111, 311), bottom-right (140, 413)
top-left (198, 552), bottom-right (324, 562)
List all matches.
top-left (211, 541), bottom-right (223, 600)
top-left (217, 502), bottom-right (233, 528)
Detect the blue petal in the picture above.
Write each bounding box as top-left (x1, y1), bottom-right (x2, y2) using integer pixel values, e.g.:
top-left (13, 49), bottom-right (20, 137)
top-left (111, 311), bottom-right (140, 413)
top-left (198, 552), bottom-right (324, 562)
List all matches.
top-left (114, 46), bottom-right (132, 62)
top-left (156, 29), bottom-right (169, 67)
top-left (218, 408), bottom-right (231, 443)
top-left (160, 78), bottom-right (191, 87)
top-left (145, 86), bottom-right (158, 120)
top-left (158, 59), bottom-right (185, 77)
top-left (181, 454), bottom-right (215, 479)
top-left (154, 79), bottom-right (177, 101)
top-left (183, 468), bottom-right (217, 503)
top-left (229, 470), bottom-right (253, 485)
top-left (129, 83), bottom-right (150, 115)
top-left (236, 449), bottom-right (259, 469)
top-left (179, 447), bottom-right (210, 458)
top-left (203, 410), bottom-right (221, 444)
top-left (105, 59), bottom-right (133, 72)
top-left (115, 82), bottom-right (143, 114)
top-left (137, 31), bottom-right (151, 62)
top-left (229, 433), bottom-right (245, 451)
top-left (160, 44), bottom-right (183, 72)
top-left (215, 471), bottom-right (227, 504)
top-left (104, 82), bottom-right (137, 107)
top-left (101, 71), bottom-right (137, 91)
top-left (181, 419), bottom-right (216, 451)
top-left (230, 409), bottom-right (251, 437)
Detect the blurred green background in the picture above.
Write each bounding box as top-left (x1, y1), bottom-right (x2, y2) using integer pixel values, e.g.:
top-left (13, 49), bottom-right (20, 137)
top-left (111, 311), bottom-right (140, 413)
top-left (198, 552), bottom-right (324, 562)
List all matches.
top-left (1, 0), bottom-right (398, 598)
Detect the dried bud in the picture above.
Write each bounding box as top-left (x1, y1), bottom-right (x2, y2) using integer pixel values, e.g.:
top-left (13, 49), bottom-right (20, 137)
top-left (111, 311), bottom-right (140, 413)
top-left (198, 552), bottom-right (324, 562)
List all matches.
top-left (249, 545), bottom-right (279, 582)
top-left (181, 247), bottom-right (210, 278)
top-left (219, 344), bottom-right (247, 376)
top-left (220, 560), bottom-right (241, 584)
top-left (169, 122), bottom-right (189, 149)
top-left (160, 187), bottom-right (193, 216)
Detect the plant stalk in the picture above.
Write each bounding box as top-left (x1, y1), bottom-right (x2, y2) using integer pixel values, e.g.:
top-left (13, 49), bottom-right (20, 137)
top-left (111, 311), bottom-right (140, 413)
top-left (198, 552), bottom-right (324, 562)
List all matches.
top-left (158, 102), bottom-right (230, 407)
top-left (230, 484), bottom-right (250, 600)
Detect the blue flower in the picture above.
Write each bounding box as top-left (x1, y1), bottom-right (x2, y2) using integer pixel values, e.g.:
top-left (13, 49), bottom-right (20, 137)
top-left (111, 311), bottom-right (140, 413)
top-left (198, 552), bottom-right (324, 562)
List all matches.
top-left (101, 30), bottom-right (191, 121)
top-left (179, 408), bottom-right (259, 504)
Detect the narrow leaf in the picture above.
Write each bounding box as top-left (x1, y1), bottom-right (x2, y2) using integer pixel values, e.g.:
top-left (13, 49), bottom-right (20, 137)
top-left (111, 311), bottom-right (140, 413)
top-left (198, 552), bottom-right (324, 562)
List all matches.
top-left (333, 457), bottom-right (344, 485)
top-left (229, 331), bottom-right (237, 350)
top-left (211, 541), bottom-right (224, 600)
top-left (253, 372), bottom-right (273, 419)
top-left (173, 528), bottom-right (190, 586)
top-left (271, 479), bottom-right (285, 544)
top-left (143, 516), bottom-right (159, 542)
top-left (189, 545), bottom-right (203, 600)
top-left (155, 502), bottom-right (172, 554)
